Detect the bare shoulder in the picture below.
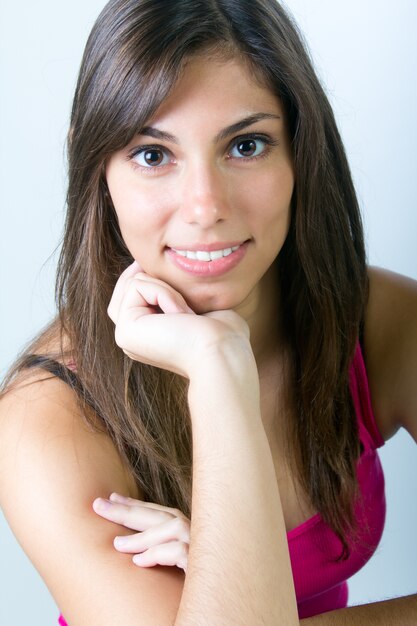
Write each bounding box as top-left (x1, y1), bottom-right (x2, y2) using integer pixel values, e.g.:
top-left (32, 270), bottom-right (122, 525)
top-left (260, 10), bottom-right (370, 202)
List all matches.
top-left (363, 266), bottom-right (417, 442)
top-left (0, 372), bottom-right (184, 624)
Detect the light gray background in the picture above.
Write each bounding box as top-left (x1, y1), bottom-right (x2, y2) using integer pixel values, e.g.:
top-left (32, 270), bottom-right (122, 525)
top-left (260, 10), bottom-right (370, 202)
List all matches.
top-left (1, 1), bottom-right (416, 624)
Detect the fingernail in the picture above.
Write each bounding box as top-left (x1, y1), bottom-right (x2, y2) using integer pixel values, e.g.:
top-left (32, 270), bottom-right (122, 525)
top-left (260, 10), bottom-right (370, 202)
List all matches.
top-left (109, 492), bottom-right (128, 502)
top-left (93, 497), bottom-right (110, 512)
top-left (114, 536), bottom-right (127, 547)
top-left (133, 554), bottom-right (145, 564)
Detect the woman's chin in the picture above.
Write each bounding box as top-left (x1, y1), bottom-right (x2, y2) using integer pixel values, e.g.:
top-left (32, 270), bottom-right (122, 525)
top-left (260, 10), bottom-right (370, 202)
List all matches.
top-left (184, 290), bottom-right (250, 316)
top-left (140, 266), bottom-right (254, 315)
top-left (186, 298), bottom-right (230, 315)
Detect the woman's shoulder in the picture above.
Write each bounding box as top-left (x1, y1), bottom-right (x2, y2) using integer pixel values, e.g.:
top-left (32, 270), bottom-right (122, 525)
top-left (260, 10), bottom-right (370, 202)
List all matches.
top-left (0, 326), bottom-right (86, 462)
top-left (0, 320), bottom-right (137, 500)
top-left (362, 266), bottom-right (417, 442)
top-left (0, 365), bottom-right (139, 507)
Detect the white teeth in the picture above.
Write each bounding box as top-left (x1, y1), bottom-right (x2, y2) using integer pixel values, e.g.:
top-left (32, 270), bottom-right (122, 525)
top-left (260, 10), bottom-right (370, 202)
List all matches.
top-left (172, 245), bottom-right (241, 262)
top-left (196, 250), bottom-right (211, 261)
top-left (209, 249), bottom-right (224, 260)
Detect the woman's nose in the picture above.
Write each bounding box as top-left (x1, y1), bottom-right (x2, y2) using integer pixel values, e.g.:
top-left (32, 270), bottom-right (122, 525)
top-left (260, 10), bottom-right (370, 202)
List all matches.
top-left (178, 162), bottom-right (230, 228)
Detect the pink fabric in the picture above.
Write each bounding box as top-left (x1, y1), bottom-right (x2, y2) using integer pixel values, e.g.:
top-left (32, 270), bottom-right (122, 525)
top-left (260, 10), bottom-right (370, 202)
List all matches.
top-left (290, 343), bottom-right (386, 618)
top-left (58, 343), bottom-right (386, 624)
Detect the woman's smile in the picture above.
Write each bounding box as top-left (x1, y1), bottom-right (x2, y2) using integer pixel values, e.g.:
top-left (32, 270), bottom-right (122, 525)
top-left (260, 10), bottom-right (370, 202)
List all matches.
top-left (166, 240), bottom-right (250, 277)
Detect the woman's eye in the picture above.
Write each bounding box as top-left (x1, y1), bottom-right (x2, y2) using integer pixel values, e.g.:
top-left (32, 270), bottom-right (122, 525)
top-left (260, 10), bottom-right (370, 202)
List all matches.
top-left (229, 137), bottom-right (267, 158)
top-left (132, 147), bottom-right (170, 167)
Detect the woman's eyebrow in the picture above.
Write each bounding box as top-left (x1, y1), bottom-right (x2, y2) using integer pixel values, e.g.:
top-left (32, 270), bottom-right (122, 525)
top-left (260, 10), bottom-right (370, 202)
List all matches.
top-left (138, 127), bottom-right (178, 143)
top-left (214, 112), bottom-right (281, 142)
top-left (138, 113), bottom-right (281, 145)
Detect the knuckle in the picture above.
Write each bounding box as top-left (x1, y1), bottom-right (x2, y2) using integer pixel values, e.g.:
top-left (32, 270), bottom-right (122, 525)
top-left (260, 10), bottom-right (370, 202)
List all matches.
top-left (124, 505), bottom-right (139, 526)
top-left (173, 516), bottom-right (190, 540)
top-left (127, 504), bottom-right (139, 518)
top-left (160, 511), bottom-right (174, 525)
top-left (178, 540), bottom-right (189, 553)
top-left (114, 330), bottom-right (123, 349)
top-left (114, 325), bottom-right (126, 349)
top-left (107, 304), bottom-right (118, 325)
top-left (178, 541), bottom-right (189, 565)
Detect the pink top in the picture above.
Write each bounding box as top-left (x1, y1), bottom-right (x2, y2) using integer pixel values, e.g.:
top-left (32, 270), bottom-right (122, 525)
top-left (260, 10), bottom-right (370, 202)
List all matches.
top-left (290, 343), bottom-right (386, 618)
top-left (58, 343), bottom-right (385, 624)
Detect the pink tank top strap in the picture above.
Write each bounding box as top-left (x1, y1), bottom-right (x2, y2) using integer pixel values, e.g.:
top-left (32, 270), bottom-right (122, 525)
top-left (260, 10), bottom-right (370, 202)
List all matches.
top-left (349, 343), bottom-right (385, 451)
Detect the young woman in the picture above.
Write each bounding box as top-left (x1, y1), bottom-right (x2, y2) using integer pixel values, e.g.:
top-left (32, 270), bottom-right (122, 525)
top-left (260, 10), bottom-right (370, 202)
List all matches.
top-left (1, 0), bottom-right (416, 623)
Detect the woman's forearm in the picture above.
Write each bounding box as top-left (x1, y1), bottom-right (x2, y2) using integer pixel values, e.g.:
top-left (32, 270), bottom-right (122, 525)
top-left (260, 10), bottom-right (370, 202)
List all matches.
top-left (175, 347), bottom-right (299, 626)
top-left (302, 593), bottom-right (417, 625)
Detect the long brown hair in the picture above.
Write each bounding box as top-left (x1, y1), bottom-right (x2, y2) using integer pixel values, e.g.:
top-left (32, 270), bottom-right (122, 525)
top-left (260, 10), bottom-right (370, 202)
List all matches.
top-left (3, 0), bottom-right (366, 558)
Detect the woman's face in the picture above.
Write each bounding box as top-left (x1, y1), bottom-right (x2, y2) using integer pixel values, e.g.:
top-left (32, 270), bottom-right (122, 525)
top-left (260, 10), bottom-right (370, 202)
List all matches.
top-left (106, 55), bottom-right (294, 314)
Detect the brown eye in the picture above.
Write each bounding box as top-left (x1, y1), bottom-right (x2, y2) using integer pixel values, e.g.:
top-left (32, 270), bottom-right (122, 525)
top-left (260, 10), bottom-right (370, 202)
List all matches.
top-left (144, 149), bottom-right (164, 165)
top-left (229, 137), bottom-right (267, 159)
top-left (131, 146), bottom-right (170, 168)
top-left (237, 139), bottom-right (257, 156)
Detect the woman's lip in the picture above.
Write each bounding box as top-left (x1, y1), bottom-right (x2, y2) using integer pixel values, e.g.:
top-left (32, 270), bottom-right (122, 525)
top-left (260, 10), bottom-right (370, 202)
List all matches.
top-left (167, 240), bottom-right (248, 252)
top-left (166, 240), bottom-right (250, 277)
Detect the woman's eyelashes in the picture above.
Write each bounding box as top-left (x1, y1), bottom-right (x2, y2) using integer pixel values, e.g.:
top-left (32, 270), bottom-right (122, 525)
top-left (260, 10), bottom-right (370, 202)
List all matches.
top-left (128, 145), bottom-right (172, 170)
top-left (126, 133), bottom-right (279, 172)
top-left (227, 134), bottom-right (279, 161)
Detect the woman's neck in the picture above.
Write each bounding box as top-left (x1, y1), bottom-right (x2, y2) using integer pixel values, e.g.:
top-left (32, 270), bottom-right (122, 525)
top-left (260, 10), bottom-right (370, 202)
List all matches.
top-left (234, 262), bottom-right (283, 367)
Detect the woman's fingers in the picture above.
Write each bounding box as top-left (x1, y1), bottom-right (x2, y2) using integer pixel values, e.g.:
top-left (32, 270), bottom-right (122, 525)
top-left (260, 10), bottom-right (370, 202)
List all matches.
top-left (107, 260), bottom-right (143, 323)
top-left (109, 263), bottom-right (193, 324)
top-left (108, 272), bottom-right (200, 374)
top-left (107, 263), bottom-right (252, 377)
top-left (113, 515), bottom-right (190, 554)
top-left (93, 497), bottom-right (175, 531)
top-left (132, 540), bottom-right (189, 573)
top-left (119, 276), bottom-right (191, 319)
top-left (93, 494), bottom-right (190, 573)
top-left (108, 493), bottom-right (188, 519)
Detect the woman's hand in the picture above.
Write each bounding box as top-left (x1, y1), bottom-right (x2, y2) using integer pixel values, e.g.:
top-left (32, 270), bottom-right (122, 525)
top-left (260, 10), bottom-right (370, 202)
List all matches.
top-left (93, 493), bottom-right (190, 573)
top-left (108, 261), bottom-right (253, 379)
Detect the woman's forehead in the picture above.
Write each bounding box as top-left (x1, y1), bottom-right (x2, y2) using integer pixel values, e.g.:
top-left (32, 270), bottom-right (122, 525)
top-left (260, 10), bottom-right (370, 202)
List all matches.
top-left (142, 55), bottom-right (283, 134)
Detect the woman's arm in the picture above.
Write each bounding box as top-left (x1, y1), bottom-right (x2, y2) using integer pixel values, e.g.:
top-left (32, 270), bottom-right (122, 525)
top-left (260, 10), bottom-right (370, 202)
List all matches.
top-left (0, 349), bottom-right (298, 625)
top-left (302, 594), bottom-right (417, 624)
top-left (364, 267), bottom-right (417, 443)
top-left (107, 266), bottom-right (299, 624)
top-left (175, 346), bottom-right (298, 625)
top-left (0, 375), bottom-right (185, 625)
top-left (304, 267), bottom-right (417, 623)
